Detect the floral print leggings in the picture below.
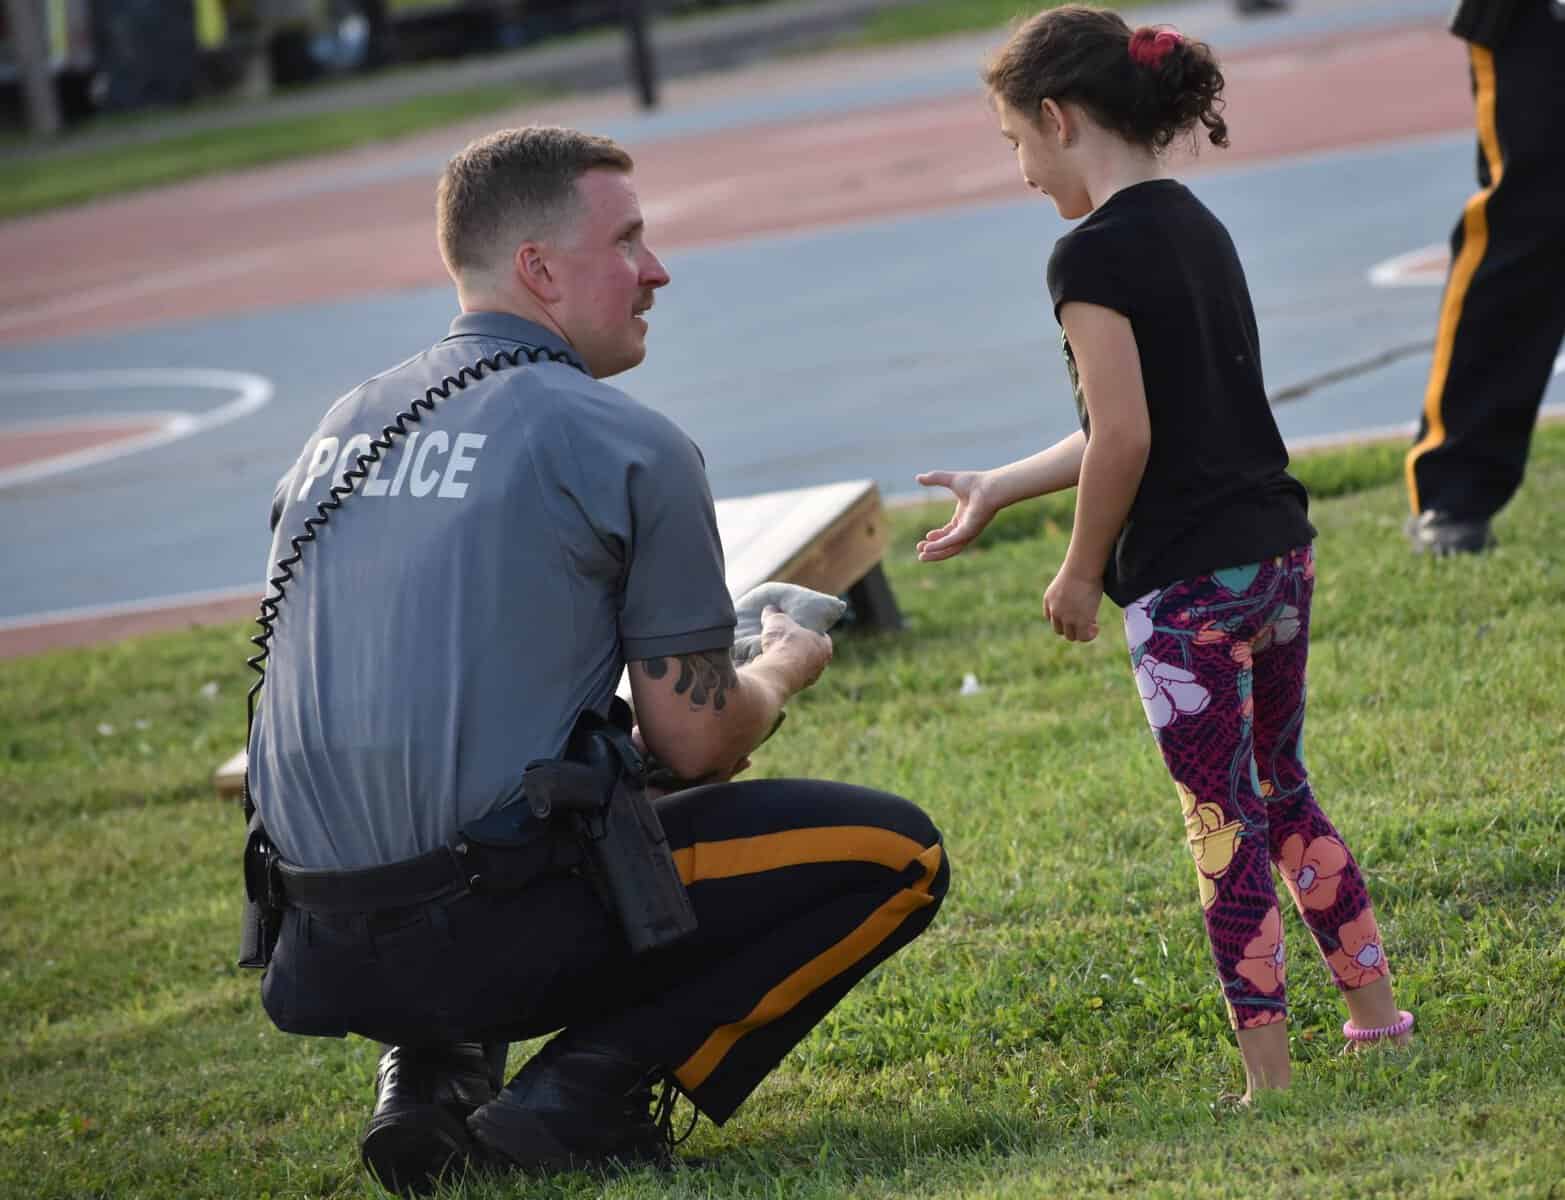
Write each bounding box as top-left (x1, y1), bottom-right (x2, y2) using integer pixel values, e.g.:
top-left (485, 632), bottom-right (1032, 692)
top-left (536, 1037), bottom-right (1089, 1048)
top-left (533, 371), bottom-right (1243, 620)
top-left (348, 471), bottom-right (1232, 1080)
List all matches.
top-left (1124, 545), bottom-right (1390, 1029)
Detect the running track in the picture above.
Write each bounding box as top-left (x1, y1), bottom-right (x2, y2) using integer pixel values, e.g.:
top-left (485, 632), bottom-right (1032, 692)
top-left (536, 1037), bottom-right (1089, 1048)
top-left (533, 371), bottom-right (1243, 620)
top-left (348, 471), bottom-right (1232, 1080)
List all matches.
top-left (5, 0), bottom-right (1559, 657)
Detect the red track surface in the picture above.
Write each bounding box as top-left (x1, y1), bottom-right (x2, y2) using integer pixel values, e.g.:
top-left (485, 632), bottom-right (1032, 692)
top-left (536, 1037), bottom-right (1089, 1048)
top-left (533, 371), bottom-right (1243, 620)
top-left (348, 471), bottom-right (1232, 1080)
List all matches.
top-left (0, 20), bottom-right (1472, 656)
top-left (0, 418), bottom-right (164, 471)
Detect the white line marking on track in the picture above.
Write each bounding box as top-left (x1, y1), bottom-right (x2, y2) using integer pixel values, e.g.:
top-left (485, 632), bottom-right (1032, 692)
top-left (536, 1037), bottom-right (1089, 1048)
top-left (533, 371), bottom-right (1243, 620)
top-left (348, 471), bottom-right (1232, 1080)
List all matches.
top-left (0, 368), bottom-right (273, 490)
top-left (2, 409), bottom-right (190, 434)
top-left (1368, 241), bottom-right (1449, 288)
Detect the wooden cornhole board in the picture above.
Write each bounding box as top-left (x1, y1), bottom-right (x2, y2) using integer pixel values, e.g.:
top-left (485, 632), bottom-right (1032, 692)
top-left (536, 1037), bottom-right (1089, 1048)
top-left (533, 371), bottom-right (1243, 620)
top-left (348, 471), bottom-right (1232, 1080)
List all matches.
top-left (213, 479), bottom-right (899, 800)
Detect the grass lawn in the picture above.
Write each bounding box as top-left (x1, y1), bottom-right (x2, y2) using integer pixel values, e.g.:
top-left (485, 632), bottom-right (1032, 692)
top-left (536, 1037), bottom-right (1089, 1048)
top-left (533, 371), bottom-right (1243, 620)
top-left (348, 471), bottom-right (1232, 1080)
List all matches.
top-left (3, 428), bottom-right (1563, 1198)
top-left (0, 83), bottom-right (546, 222)
top-left (853, 0), bottom-right (1148, 46)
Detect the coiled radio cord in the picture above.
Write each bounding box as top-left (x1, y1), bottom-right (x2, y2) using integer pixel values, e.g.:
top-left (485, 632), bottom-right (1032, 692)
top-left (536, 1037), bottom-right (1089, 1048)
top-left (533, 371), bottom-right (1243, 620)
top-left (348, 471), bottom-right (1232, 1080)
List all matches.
top-left (244, 345), bottom-right (583, 744)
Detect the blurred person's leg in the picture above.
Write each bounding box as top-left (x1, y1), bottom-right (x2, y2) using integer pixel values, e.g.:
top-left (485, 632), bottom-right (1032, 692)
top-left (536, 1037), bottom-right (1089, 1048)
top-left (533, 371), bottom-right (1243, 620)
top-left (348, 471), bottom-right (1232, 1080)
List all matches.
top-left (1406, 3), bottom-right (1565, 553)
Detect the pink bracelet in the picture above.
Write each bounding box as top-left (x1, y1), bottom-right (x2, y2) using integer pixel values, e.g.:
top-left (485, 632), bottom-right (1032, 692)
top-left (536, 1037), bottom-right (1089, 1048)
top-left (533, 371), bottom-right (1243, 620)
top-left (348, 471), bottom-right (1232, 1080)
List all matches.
top-left (1342, 1010), bottom-right (1414, 1042)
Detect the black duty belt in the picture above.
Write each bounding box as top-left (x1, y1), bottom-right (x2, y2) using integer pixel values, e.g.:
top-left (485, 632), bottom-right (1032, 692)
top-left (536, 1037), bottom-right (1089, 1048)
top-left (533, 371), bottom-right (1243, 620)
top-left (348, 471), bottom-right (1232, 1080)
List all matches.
top-left (274, 830), bottom-right (578, 915)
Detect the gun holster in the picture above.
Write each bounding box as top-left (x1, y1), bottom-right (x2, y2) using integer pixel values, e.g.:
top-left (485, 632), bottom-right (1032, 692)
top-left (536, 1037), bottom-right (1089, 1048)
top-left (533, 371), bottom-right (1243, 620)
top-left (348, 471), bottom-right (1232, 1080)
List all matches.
top-left (524, 700), bottom-right (698, 956)
top-left (238, 796), bottom-right (284, 970)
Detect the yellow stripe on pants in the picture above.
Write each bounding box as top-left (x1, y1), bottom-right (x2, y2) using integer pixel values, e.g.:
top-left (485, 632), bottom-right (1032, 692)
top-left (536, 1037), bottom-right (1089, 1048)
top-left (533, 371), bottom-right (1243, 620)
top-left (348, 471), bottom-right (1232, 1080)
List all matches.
top-left (1406, 45), bottom-right (1504, 514)
top-left (673, 837), bottom-right (943, 1091)
top-left (670, 824), bottom-right (931, 885)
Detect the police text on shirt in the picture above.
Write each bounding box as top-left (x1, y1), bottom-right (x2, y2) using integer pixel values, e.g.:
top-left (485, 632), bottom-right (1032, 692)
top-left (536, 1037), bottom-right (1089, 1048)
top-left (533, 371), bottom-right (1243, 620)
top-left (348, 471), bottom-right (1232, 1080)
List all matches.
top-left (294, 432), bottom-right (488, 502)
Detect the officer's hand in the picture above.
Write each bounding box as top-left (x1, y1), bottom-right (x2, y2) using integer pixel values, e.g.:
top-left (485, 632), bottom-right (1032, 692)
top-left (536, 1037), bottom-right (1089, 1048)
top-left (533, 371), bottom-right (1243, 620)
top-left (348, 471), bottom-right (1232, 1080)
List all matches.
top-left (758, 604), bottom-right (833, 694)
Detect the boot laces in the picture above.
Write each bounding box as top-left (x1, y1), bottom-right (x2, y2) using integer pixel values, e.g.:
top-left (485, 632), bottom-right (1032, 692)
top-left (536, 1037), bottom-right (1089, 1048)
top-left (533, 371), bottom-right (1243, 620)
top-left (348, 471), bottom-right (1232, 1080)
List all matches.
top-left (638, 1068), bottom-right (698, 1149)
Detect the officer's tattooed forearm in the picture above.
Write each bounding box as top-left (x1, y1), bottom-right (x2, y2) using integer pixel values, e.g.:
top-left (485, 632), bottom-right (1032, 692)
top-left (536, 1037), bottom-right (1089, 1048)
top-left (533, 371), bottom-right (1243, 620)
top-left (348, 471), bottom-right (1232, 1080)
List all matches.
top-left (642, 651), bottom-right (738, 711)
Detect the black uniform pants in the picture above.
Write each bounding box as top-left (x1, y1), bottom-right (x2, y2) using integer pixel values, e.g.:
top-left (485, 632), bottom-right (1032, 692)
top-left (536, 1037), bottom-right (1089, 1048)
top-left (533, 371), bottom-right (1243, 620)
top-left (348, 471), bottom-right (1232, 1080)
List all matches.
top-left (260, 779), bottom-right (948, 1124)
top-left (1405, 0), bottom-right (1565, 521)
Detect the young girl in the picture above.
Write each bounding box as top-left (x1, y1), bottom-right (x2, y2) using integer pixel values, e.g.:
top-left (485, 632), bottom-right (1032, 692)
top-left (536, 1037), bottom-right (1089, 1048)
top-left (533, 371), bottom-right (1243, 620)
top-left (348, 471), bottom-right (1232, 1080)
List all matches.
top-left (916, 6), bottom-right (1412, 1101)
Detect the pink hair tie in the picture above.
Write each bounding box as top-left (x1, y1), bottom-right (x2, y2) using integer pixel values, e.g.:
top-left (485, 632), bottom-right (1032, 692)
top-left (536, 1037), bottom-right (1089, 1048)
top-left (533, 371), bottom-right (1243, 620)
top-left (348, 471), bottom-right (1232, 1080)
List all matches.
top-left (1128, 27), bottom-right (1183, 68)
top-left (1342, 1010), bottom-right (1414, 1043)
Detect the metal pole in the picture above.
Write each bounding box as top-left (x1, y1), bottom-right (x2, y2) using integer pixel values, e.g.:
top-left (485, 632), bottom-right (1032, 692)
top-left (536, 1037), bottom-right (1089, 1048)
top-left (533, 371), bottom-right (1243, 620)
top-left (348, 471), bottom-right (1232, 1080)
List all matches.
top-left (4, 0), bottom-right (63, 137)
top-left (623, 0), bottom-right (658, 111)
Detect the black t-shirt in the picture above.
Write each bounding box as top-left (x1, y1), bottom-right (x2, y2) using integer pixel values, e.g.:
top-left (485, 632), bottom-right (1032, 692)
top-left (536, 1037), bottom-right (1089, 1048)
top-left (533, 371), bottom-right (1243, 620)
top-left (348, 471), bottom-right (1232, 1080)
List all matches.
top-left (1046, 179), bottom-right (1316, 605)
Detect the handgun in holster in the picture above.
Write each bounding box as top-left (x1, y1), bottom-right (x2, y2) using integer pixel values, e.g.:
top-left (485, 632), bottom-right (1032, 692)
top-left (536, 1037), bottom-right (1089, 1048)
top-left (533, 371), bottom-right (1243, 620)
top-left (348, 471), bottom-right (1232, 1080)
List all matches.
top-left (237, 779), bottom-right (284, 969)
top-left (523, 702), bottom-right (698, 956)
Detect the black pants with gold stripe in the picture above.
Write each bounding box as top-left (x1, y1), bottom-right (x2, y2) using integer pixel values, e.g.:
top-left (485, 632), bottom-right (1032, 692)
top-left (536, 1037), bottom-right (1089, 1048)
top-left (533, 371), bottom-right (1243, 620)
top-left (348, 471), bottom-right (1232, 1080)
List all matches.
top-left (1405, 0), bottom-right (1565, 521)
top-left (262, 779), bottom-right (948, 1125)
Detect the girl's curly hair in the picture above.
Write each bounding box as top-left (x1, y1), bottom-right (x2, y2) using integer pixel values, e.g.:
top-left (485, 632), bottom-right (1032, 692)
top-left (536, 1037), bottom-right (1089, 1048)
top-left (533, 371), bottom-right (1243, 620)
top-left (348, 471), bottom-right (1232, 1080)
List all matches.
top-left (983, 5), bottom-right (1229, 153)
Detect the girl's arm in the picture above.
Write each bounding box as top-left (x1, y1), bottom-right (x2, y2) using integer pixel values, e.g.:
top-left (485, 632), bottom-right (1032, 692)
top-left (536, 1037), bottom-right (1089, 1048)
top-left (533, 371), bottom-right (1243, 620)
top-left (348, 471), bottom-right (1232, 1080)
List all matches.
top-left (987, 432), bottom-right (1089, 506)
top-left (1045, 301), bottom-right (1151, 642)
top-left (916, 431), bottom-right (1086, 562)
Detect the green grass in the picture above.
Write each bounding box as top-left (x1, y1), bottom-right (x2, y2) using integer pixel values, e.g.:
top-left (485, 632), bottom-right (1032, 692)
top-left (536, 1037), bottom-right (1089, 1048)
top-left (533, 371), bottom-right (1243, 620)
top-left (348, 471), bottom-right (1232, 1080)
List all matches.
top-left (0, 82), bottom-right (543, 221)
top-left (3, 428), bottom-right (1564, 1198)
top-left (852, 0), bottom-right (1146, 47)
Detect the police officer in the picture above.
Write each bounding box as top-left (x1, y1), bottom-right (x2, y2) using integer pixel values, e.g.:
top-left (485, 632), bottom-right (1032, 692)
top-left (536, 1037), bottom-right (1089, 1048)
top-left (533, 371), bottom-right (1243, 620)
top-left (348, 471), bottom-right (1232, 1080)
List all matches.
top-left (1404, 0), bottom-right (1565, 554)
top-left (246, 126), bottom-right (950, 1196)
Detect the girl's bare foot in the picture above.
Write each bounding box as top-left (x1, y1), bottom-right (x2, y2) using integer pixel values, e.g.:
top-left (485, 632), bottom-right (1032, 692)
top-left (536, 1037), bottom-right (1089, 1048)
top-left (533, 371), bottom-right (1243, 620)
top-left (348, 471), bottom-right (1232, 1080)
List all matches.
top-left (1234, 1019), bottom-right (1291, 1098)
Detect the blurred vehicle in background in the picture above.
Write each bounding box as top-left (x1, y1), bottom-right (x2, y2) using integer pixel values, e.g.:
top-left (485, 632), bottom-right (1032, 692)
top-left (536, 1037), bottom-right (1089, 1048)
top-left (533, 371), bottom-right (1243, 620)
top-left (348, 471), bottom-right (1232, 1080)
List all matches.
top-left (0, 0), bottom-right (740, 117)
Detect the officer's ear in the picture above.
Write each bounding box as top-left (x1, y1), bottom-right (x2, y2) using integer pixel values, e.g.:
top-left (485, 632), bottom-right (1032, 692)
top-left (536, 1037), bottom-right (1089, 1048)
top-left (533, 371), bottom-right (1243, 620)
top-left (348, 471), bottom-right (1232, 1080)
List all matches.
top-left (514, 241), bottom-right (563, 305)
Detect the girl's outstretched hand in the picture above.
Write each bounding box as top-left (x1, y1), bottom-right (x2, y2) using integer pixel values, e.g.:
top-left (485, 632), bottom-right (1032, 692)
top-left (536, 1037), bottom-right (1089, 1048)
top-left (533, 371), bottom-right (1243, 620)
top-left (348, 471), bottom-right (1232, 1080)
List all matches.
top-left (915, 469), bottom-right (996, 562)
top-left (1044, 569), bottom-right (1103, 643)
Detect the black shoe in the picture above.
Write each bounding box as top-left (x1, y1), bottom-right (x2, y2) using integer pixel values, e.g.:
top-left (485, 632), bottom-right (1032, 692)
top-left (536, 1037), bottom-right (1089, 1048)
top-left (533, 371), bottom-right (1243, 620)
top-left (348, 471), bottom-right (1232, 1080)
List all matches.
top-left (1405, 509), bottom-right (1496, 556)
top-left (361, 1042), bottom-right (504, 1197)
top-left (466, 1035), bottom-right (688, 1175)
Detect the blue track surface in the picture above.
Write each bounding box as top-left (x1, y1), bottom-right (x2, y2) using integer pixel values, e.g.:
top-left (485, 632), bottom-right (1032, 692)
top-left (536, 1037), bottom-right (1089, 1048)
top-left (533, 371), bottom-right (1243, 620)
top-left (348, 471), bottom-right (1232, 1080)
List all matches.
top-left (3, 2), bottom-right (1559, 623)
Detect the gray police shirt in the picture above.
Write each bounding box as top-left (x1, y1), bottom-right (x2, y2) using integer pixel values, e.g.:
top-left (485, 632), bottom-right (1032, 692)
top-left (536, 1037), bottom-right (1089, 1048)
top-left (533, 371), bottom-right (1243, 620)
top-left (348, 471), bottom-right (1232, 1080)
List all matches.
top-left (248, 313), bottom-right (736, 870)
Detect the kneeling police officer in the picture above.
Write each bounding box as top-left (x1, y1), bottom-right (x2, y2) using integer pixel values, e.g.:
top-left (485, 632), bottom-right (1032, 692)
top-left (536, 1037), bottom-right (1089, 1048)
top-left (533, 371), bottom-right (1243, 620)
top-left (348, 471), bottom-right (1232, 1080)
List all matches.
top-left (242, 126), bottom-right (950, 1196)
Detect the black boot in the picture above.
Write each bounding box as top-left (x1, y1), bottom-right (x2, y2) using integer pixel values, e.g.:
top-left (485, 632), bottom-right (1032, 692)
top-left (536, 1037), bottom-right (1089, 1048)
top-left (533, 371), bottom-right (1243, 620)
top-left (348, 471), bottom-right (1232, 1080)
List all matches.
top-left (361, 1042), bottom-right (506, 1197)
top-left (466, 1034), bottom-right (685, 1174)
top-left (1405, 509), bottom-right (1496, 556)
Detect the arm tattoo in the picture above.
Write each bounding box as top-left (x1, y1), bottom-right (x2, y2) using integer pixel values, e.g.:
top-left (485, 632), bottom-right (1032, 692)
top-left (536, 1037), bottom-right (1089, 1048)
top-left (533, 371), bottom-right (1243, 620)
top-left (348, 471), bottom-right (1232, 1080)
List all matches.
top-left (641, 650), bottom-right (738, 712)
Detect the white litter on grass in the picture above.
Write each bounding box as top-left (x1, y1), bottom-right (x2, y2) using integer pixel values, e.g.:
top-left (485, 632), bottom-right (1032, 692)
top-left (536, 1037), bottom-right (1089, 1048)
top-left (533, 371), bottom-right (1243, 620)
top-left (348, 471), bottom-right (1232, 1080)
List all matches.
top-left (959, 673), bottom-right (983, 696)
top-left (96, 723), bottom-right (114, 736)
top-left (199, 682), bottom-right (220, 700)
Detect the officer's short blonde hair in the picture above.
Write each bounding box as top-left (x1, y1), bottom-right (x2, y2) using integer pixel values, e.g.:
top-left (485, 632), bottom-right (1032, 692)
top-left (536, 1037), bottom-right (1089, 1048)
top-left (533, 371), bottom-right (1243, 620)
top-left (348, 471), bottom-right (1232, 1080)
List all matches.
top-left (437, 126), bottom-right (634, 276)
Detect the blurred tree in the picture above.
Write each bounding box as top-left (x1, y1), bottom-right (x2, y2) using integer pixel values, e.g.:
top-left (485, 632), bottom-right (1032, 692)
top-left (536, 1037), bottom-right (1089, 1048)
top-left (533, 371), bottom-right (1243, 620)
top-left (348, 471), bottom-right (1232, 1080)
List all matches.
top-left (3, 0), bottom-right (62, 136)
